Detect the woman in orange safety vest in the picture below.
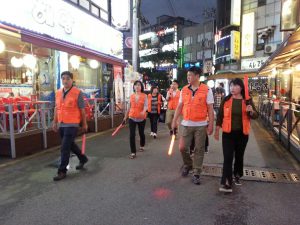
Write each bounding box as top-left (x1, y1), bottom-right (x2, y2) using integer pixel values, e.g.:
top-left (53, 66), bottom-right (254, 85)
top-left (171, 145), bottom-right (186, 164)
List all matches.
top-left (214, 78), bottom-right (258, 193)
top-left (123, 80), bottom-right (148, 159)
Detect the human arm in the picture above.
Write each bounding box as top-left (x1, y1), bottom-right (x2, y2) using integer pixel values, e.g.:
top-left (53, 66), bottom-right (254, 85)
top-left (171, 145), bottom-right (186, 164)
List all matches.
top-left (207, 104), bottom-right (214, 135)
top-left (52, 106), bottom-right (58, 132)
top-left (246, 98), bottom-right (259, 119)
top-left (78, 92), bottom-right (88, 132)
top-left (214, 99), bottom-right (225, 141)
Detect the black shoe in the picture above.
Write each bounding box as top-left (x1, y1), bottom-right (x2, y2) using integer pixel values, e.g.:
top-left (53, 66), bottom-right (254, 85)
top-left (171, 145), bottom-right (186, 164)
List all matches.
top-left (181, 165), bottom-right (192, 177)
top-left (170, 130), bottom-right (173, 136)
top-left (234, 176), bottom-right (242, 186)
top-left (219, 184), bottom-right (233, 193)
top-left (76, 157), bottom-right (88, 170)
top-left (192, 175), bottom-right (201, 185)
top-left (53, 172), bottom-right (66, 181)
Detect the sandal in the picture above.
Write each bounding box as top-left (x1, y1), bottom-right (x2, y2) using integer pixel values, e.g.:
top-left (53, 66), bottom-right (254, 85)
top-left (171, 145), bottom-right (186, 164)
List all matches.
top-left (129, 153), bottom-right (136, 159)
top-left (139, 147), bottom-right (144, 152)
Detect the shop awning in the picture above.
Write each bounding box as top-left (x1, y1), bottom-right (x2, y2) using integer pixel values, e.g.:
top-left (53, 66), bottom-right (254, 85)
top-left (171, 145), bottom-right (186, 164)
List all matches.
top-left (207, 70), bottom-right (257, 80)
top-left (258, 26), bottom-right (300, 76)
top-left (21, 30), bottom-right (126, 67)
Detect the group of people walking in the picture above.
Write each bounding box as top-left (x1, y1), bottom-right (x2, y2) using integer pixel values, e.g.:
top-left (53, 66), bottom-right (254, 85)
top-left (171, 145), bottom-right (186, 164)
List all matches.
top-left (52, 67), bottom-right (258, 193)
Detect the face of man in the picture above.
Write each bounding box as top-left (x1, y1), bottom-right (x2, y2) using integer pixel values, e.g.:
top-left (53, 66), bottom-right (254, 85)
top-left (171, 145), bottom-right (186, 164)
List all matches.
top-left (62, 75), bottom-right (73, 90)
top-left (187, 71), bottom-right (199, 85)
top-left (172, 82), bottom-right (178, 90)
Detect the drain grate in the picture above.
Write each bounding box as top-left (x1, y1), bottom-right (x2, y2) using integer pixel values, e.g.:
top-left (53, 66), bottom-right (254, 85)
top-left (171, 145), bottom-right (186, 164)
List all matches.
top-left (202, 164), bottom-right (300, 184)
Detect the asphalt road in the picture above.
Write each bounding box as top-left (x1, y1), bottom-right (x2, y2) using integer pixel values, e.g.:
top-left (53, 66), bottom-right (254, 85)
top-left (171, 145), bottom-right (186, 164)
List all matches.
top-left (0, 120), bottom-right (299, 225)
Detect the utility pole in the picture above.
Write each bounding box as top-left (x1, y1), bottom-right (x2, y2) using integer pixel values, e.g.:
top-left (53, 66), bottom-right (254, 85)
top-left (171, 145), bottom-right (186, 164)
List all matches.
top-left (132, 0), bottom-right (140, 72)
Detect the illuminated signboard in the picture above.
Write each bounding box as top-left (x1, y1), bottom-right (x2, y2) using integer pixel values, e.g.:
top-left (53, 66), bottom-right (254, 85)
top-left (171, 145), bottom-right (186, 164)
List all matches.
top-left (280, 0), bottom-right (299, 31)
top-left (231, 0), bottom-right (241, 26)
top-left (230, 31), bottom-right (240, 60)
top-left (241, 57), bottom-right (269, 70)
top-left (242, 12), bottom-right (255, 57)
top-left (111, 0), bottom-right (130, 30)
top-left (0, 0), bottom-right (123, 59)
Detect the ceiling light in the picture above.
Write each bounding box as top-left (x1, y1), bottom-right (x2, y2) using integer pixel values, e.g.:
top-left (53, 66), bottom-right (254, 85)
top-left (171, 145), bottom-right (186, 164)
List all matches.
top-left (11, 56), bottom-right (23, 68)
top-left (23, 54), bottom-right (37, 69)
top-left (69, 55), bottom-right (80, 69)
top-left (88, 59), bottom-right (99, 69)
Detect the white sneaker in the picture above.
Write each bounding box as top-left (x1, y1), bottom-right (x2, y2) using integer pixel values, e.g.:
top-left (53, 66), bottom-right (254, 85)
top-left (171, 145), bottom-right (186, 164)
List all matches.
top-left (153, 133), bottom-right (157, 139)
top-left (150, 132), bottom-right (154, 136)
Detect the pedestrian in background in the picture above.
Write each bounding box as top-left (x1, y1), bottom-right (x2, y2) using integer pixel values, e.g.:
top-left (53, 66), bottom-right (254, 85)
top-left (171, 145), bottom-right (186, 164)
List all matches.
top-left (123, 80), bottom-right (147, 159)
top-left (172, 66), bottom-right (214, 185)
top-left (214, 87), bottom-right (223, 116)
top-left (52, 71), bottom-right (88, 181)
top-left (165, 80), bottom-right (180, 136)
top-left (147, 86), bottom-right (163, 139)
top-left (214, 78), bottom-right (258, 193)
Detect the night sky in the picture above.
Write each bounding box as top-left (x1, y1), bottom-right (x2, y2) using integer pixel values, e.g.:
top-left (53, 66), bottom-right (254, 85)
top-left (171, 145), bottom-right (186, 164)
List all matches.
top-left (141, 0), bottom-right (217, 24)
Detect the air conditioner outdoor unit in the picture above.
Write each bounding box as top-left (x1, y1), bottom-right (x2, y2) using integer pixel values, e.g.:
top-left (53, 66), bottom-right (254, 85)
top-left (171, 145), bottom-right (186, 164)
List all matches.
top-left (264, 44), bottom-right (277, 54)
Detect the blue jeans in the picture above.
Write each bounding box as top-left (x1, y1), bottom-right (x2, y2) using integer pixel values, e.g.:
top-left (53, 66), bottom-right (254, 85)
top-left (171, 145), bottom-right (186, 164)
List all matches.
top-left (58, 127), bottom-right (87, 173)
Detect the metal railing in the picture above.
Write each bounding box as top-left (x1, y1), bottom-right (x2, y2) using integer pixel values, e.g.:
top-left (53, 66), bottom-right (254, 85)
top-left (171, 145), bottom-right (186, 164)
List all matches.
top-left (258, 96), bottom-right (300, 153)
top-left (0, 98), bottom-right (125, 159)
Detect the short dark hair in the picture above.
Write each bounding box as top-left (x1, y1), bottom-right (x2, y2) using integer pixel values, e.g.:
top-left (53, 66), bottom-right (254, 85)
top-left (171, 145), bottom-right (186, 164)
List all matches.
top-left (133, 80), bottom-right (144, 92)
top-left (219, 82), bottom-right (224, 88)
top-left (150, 86), bottom-right (159, 94)
top-left (172, 80), bottom-right (179, 85)
top-left (187, 66), bottom-right (202, 76)
top-left (61, 71), bottom-right (73, 79)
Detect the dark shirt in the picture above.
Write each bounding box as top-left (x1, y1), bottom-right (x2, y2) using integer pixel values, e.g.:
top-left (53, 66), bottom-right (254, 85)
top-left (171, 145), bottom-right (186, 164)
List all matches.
top-left (216, 97), bottom-right (259, 128)
top-left (151, 95), bottom-right (158, 113)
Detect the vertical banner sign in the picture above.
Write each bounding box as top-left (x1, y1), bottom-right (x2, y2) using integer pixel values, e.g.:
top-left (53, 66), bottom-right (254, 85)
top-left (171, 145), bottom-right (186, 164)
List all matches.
top-left (242, 12), bottom-right (255, 57)
top-left (230, 31), bottom-right (240, 60)
top-left (231, 0), bottom-right (241, 26)
top-left (113, 65), bottom-right (124, 107)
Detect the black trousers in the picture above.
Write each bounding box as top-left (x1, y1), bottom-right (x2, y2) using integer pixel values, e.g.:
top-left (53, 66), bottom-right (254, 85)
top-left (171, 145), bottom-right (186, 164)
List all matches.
top-left (129, 119), bottom-right (146, 153)
top-left (58, 127), bottom-right (87, 173)
top-left (221, 130), bottom-right (249, 185)
top-left (149, 113), bottom-right (159, 133)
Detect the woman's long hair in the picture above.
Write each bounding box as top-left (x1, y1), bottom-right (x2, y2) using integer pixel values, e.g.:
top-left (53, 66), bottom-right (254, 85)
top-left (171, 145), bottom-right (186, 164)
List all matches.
top-left (223, 78), bottom-right (246, 102)
top-left (133, 80), bottom-right (144, 93)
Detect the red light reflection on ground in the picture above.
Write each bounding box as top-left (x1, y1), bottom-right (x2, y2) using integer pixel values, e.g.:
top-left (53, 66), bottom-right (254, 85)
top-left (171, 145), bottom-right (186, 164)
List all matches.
top-left (153, 188), bottom-right (172, 200)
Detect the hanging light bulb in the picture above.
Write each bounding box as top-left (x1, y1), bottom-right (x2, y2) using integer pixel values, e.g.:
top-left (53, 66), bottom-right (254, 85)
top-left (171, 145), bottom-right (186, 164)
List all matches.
top-left (88, 59), bottom-right (99, 69)
top-left (11, 56), bottom-right (24, 68)
top-left (0, 39), bottom-right (5, 54)
top-left (23, 54), bottom-right (37, 69)
top-left (207, 80), bottom-right (215, 88)
top-left (69, 55), bottom-right (80, 69)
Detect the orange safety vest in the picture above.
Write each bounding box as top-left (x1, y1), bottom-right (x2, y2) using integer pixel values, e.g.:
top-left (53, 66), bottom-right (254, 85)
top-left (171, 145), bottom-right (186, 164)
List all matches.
top-left (222, 97), bottom-right (251, 135)
top-left (168, 90), bottom-right (180, 110)
top-left (129, 93), bottom-right (147, 119)
top-left (56, 87), bottom-right (81, 124)
top-left (148, 94), bottom-right (162, 114)
top-left (182, 84), bottom-right (209, 122)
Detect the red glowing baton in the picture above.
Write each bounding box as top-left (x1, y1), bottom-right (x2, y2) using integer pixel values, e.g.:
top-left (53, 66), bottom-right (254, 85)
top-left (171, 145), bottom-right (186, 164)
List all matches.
top-left (112, 121), bottom-right (125, 137)
top-left (244, 75), bottom-right (250, 101)
top-left (81, 134), bottom-right (86, 154)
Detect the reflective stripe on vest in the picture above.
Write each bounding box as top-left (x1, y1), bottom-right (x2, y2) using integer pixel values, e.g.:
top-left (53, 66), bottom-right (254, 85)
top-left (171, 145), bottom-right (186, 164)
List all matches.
top-left (182, 84), bottom-right (209, 122)
top-left (168, 90), bottom-right (180, 110)
top-left (222, 97), bottom-right (251, 135)
top-left (56, 87), bottom-right (81, 124)
top-left (129, 93), bottom-right (147, 119)
top-left (148, 94), bottom-right (162, 114)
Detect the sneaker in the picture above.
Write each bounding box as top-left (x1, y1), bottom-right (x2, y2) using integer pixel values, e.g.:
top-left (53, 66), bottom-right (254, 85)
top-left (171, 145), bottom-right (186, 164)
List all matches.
top-left (181, 165), bottom-right (192, 177)
top-left (192, 175), bottom-right (201, 185)
top-left (129, 153), bottom-right (136, 159)
top-left (204, 147), bottom-right (209, 154)
top-left (234, 177), bottom-right (242, 186)
top-left (153, 133), bottom-right (157, 139)
top-left (219, 185), bottom-right (233, 193)
top-left (139, 146), bottom-right (145, 152)
top-left (169, 130), bottom-right (173, 136)
top-left (53, 172), bottom-right (66, 181)
top-left (76, 157), bottom-right (89, 170)
top-left (150, 132), bottom-right (154, 136)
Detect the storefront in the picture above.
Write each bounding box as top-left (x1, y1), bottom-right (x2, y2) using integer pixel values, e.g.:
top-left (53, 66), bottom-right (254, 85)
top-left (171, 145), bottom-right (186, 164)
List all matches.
top-left (258, 26), bottom-right (300, 103)
top-left (0, 0), bottom-right (125, 102)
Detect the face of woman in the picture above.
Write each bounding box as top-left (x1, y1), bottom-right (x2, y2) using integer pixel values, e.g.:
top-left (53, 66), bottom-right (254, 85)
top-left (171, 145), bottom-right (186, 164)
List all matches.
top-left (134, 83), bottom-right (142, 92)
top-left (230, 83), bottom-right (242, 95)
top-left (152, 88), bottom-right (158, 94)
